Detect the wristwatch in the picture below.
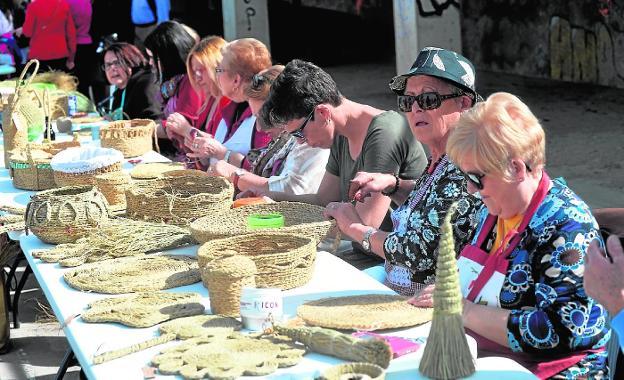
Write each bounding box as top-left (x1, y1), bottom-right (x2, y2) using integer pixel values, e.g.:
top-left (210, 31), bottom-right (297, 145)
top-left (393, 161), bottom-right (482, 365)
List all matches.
top-left (361, 228), bottom-right (376, 252)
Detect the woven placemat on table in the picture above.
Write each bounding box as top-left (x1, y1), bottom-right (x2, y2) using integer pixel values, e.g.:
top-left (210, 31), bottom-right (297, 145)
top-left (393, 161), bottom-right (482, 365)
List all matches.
top-left (130, 162), bottom-right (185, 179)
top-left (297, 294), bottom-right (433, 331)
top-left (63, 255), bottom-right (200, 294)
top-left (81, 292), bottom-right (205, 328)
top-left (151, 332), bottom-right (304, 379)
top-left (158, 314), bottom-right (242, 340)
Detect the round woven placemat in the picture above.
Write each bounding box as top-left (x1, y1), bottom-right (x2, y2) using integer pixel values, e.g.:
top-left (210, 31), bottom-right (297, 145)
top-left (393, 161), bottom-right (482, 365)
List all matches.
top-left (130, 162), bottom-right (185, 179)
top-left (81, 292), bottom-right (205, 328)
top-left (297, 294), bottom-right (433, 331)
top-left (63, 255), bottom-right (201, 294)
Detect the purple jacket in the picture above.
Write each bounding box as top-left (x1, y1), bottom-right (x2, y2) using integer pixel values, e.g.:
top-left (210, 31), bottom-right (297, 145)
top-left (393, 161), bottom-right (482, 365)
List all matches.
top-left (66, 0), bottom-right (92, 45)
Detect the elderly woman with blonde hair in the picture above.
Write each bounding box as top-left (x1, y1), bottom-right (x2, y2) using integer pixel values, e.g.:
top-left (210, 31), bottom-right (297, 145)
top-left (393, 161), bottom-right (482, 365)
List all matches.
top-left (411, 92), bottom-right (609, 378)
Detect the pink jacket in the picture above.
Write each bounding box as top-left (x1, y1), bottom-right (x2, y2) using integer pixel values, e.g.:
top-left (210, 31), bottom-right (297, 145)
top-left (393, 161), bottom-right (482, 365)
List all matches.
top-left (65, 0), bottom-right (92, 45)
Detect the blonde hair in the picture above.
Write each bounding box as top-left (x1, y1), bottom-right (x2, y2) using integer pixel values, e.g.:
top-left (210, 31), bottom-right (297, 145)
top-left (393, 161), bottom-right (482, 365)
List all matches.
top-left (221, 38), bottom-right (272, 84)
top-left (186, 36), bottom-right (227, 94)
top-left (244, 65), bottom-right (284, 101)
top-left (447, 92), bottom-right (545, 181)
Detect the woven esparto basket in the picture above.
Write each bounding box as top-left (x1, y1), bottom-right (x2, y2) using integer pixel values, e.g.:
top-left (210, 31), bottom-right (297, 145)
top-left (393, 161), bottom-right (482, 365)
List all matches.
top-left (125, 175), bottom-right (234, 225)
top-left (9, 138), bottom-right (81, 190)
top-left (190, 202), bottom-right (334, 244)
top-left (95, 171), bottom-right (131, 209)
top-left (25, 186), bottom-right (110, 244)
top-left (319, 363), bottom-right (385, 380)
top-left (51, 147), bottom-right (124, 187)
top-left (201, 255), bottom-right (256, 317)
top-left (2, 60), bottom-right (41, 169)
top-left (163, 169), bottom-right (209, 178)
top-left (198, 232), bottom-right (316, 290)
top-left (99, 119), bottom-right (156, 158)
top-left (54, 161), bottom-right (123, 187)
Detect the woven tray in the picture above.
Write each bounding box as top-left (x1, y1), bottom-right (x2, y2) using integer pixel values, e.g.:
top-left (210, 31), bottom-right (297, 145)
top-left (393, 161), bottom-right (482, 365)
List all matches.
top-left (100, 119), bottom-right (156, 158)
top-left (198, 232), bottom-right (316, 290)
top-left (297, 294), bottom-right (433, 331)
top-left (151, 333), bottom-right (304, 379)
top-left (125, 176), bottom-right (233, 225)
top-left (130, 162), bottom-right (185, 179)
top-left (9, 138), bottom-right (82, 190)
top-left (63, 255), bottom-right (201, 294)
top-left (51, 146), bottom-right (124, 187)
top-left (190, 202), bottom-right (334, 244)
top-left (81, 292), bottom-right (205, 328)
top-left (163, 169), bottom-right (209, 178)
top-left (25, 186), bottom-right (110, 244)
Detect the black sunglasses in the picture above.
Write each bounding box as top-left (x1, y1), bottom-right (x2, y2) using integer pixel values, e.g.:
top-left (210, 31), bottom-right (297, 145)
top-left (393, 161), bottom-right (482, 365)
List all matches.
top-left (397, 92), bottom-right (463, 112)
top-left (464, 162), bottom-right (532, 190)
top-left (289, 109), bottom-right (315, 139)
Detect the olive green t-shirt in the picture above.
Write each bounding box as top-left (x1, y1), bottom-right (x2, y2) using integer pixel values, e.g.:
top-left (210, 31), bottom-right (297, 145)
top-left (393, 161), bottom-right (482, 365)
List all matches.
top-left (326, 110), bottom-right (427, 231)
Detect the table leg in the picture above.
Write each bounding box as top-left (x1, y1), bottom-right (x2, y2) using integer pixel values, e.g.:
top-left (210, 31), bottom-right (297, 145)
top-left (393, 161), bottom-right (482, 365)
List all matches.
top-left (11, 263), bottom-right (31, 329)
top-left (55, 347), bottom-right (79, 380)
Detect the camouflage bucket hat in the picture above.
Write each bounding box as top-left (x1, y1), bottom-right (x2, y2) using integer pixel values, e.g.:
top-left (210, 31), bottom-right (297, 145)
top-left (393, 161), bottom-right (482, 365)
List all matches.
top-left (389, 47), bottom-right (478, 104)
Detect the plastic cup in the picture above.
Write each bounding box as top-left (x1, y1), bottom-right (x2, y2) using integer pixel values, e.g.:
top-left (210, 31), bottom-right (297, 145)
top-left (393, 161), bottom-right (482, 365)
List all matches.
top-left (239, 287), bottom-right (283, 331)
top-left (247, 213), bottom-right (284, 229)
top-left (91, 125), bottom-right (100, 140)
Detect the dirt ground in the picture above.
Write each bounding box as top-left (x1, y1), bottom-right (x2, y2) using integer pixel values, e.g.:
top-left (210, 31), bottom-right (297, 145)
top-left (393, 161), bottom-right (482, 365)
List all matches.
top-left (327, 62), bottom-right (624, 209)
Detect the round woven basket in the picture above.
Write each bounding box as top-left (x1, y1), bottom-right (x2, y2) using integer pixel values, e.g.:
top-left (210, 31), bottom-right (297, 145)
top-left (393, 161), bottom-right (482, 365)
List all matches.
top-left (319, 363), bottom-right (385, 380)
top-left (125, 175), bottom-right (234, 225)
top-left (95, 171), bottom-right (131, 209)
top-left (99, 119), bottom-right (155, 158)
top-left (163, 169), bottom-right (209, 178)
top-left (190, 202), bottom-right (334, 244)
top-left (51, 146), bottom-right (124, 187)
top-left (198, 232), bottom-right (316, 290)
top-left (25, 185), bottom-right (110, 244)
top-left (201, 255), bottom-right (256, 317)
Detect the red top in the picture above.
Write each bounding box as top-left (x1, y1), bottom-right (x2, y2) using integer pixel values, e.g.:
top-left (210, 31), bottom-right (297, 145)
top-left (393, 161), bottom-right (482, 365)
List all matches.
top-left (23, 0), bottom-right (77, 61)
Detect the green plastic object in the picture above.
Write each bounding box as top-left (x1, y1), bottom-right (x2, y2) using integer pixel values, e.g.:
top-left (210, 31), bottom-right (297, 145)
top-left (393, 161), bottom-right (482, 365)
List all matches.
top-left (28, 82), bottom-right (57, 91)
top-left (247, 213), bottom-right (285, 229)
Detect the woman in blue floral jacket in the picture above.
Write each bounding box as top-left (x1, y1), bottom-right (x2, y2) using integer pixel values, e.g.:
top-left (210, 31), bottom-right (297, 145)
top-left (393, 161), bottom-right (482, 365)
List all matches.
top-left (415, 92), bottom-right (609, 379)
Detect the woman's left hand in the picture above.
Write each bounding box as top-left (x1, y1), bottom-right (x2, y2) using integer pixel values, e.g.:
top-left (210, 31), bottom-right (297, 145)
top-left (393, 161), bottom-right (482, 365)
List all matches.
top-left (187, 136), bottom-right (227, 159)
top-left (210, 160), bottom-right (235, 179)
top-left (407, 284), bottom-right (435, 308)
top-left (166, 112), bottom-right (192, 137)
top-left (323, 202), bottom-right (362, 232)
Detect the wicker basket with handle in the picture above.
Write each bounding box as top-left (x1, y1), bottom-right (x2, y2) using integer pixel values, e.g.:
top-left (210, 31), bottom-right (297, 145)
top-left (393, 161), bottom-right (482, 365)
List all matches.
top-left (125, 175), bottom-right (233, 225)
top-left (190, 202), bottom-right (334, 244)
top-left (197, 232), bottom-right (316, 290)
top-left (25, 185), bottom-right (110, 244)
top-left (2, 60), bottom-right (41, 169)
top-left (99, 119), bottom-right (156, 158)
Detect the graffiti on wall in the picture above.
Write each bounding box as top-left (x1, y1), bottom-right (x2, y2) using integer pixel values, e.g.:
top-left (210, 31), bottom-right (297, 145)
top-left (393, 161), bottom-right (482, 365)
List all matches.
top-left (416, 0), bottom-right (460, 17)
top-left (550, 16), bottom-right (624, 85)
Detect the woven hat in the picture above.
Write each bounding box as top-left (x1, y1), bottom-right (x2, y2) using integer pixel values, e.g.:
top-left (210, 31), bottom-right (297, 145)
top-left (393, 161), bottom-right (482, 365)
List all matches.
top-left (389, 47), bottom-right (478, 104)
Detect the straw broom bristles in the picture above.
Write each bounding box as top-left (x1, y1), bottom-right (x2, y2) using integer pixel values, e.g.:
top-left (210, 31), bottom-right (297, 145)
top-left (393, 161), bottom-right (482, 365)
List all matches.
top-left (274, 325), bottom-right (392, 369)
top-left (419, 203), bottom-right (475, 379)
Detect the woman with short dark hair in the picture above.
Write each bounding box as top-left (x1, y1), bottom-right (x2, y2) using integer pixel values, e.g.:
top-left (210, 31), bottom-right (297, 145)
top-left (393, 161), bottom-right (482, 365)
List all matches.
top-left (101, 42), bottom-right (162, 121)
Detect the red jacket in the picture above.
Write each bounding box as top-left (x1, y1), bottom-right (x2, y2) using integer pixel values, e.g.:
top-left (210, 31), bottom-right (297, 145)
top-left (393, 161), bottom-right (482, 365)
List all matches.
top-left (23, 0), bottom-right (77, 61)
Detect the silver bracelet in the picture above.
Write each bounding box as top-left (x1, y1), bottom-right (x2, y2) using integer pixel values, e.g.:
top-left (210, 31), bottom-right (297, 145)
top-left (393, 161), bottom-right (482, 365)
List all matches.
top-left (224, 150), bottom-right (232, 163)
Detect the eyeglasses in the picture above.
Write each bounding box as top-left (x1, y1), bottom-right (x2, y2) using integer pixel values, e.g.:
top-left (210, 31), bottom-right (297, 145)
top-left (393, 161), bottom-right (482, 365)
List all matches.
top-left (289, 109), bottom-right (315, 139)
top-left (101, 60), bottom-right (122, 71)
top-left (465, 171), bottom-right (486, 190)
top-left (397, 92), bottom-right (463, 112)
top-left (215, 67), bottom-right (226, 74)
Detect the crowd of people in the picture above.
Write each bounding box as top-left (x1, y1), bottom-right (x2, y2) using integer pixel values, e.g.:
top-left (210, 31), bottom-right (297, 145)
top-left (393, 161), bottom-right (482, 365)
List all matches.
top-left (2, 1), bottom-right (623, 378)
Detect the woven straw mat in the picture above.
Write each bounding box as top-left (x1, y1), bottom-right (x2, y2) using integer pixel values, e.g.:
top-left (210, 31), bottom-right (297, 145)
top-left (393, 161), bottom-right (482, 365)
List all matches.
top-left (158, 314), bottom-right (242, 340)
top-left (63, 255), bottom-right (200, 294)
top-left (130, 162), bottom-right (185, 179)
top-left (125, 176), bottom-right (233, 225)
top-left (198, 232), bottom-right (316, 290)
top-left (151, 332), bottom-right (304, 379)
top-left (190, 201), bottom-right (334, 244)
top-left (99, 119), bottom-right (155, 158)
top-left (25, 186), bottom-right (110, 244)
top-left (297, 294), bottom-right (433, 330)
top-left (81, 292), bottom-right (205, 328)
top-left (320, 363), bottom-right (385, 380)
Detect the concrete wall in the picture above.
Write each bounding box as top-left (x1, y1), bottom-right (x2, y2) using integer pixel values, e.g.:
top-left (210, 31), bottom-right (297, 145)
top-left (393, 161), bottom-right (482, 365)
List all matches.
top-left (462, 0), bottom-right (624, 88)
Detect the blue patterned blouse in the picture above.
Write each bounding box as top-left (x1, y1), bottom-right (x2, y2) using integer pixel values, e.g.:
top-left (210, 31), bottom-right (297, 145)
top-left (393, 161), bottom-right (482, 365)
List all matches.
top-left (470, 178), bottom-right (610, 378)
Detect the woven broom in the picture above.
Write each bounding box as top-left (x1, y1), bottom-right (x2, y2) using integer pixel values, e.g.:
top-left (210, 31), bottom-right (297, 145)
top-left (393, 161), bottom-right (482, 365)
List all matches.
top-left (418, 203), bottom-right (475, 379)
top-left (273, 325), bottom-right (392, 369)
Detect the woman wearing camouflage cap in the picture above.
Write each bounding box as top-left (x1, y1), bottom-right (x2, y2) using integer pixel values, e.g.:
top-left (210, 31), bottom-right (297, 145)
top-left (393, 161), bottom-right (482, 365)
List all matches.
top-left (325, 47), bottom-right (482, 295)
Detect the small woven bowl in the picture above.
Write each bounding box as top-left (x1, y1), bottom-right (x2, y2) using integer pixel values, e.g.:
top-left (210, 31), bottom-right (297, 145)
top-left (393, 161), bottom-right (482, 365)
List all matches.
top-left (201, 255), bottom-right (256, 317)
top-left (197, 232), bottom-right (316, 290)
top-left (95, 171), bottom-right (131, 209)
top-left (99, 119), bottom-right (155, 158)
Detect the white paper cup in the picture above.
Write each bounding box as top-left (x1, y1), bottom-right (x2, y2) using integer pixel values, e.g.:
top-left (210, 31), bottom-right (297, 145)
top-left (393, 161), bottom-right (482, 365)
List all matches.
top-left (240, 287), bottom-right (283, 331)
